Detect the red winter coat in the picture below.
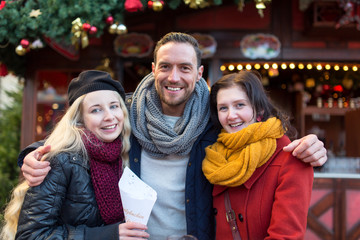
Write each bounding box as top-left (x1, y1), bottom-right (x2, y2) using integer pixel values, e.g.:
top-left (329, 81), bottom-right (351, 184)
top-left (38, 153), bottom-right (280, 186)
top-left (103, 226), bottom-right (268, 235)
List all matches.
top-left (213, 136), bottom-right (313, 240)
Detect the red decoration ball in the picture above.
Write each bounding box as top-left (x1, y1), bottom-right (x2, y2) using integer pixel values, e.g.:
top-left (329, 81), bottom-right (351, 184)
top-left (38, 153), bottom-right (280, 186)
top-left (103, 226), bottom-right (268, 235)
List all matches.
top-left (106, 16), bottom-right (114, 25)
top-left (82, 23), bottom-right (91, 32)
top-left (89, 26), bottom-right (97, 34)
top-left (20, 39), bottom-right (30, 48)
top-left (148, 0), bottom-right (153, 8)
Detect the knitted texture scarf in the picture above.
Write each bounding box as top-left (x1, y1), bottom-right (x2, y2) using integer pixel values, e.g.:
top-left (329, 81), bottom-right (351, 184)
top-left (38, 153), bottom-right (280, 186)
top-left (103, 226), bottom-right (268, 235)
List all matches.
top-left (202, 117), bottom-right (284, 187)
top-left (130, 73), bottom-right (210, 158)
top-left (82, 130), bottom-right (124, 224)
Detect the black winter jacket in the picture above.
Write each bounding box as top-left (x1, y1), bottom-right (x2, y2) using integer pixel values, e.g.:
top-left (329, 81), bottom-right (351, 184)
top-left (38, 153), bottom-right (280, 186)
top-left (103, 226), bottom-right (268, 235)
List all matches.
top-left (16, 151), bottom-right (119, 240)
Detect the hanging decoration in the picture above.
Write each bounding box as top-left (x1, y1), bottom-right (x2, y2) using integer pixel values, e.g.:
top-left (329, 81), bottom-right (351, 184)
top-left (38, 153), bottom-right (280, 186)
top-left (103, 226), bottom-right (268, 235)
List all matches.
top-left (125, 0), bottom-right (144, 12)
top-left (335, 0), bottom-right (360, 31)
top-left (254, 0), bottom-right (272, 18)
top-left (15, 39), bottom-right (31, 56)
top-left (0, 0), bottom-right (275, 75)
top-left (71, 18), bottom-right (97, 49)
top-left (106, 16), bottom-right (114, 25)
top-left (14, 38), bottom-right (44, 56)
top-left (148, 0), bottom-right (165, 11)
top-left (109, 23), bottom-right (128, 35)
top-left (184, 0), bottom-right (209, 9)
top-left (0, 1), bottom-right (5, 10)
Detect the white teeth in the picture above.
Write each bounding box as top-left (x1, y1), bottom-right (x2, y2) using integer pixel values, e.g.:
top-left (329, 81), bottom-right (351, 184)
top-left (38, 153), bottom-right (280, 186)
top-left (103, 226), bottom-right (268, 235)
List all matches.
top-left (167, 87), bottom-right (181, 91)
top-left (103, 125), bottom-right (116, 129)
top-left (230, 123), bottom-right (242, 127)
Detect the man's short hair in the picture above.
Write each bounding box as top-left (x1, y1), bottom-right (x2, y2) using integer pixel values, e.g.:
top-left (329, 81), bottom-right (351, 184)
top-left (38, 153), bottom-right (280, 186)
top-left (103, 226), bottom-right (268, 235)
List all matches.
top-left (153, 32), bottom-right (202, 68)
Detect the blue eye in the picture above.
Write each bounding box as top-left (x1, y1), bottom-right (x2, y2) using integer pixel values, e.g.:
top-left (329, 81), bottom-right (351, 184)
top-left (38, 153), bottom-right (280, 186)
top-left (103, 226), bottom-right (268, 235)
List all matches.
top-left (91, 108), bottom-right (101, 113)
top-left (159, 64), bottom-right (169, 70)
top-left (218, 106), bottom-right (227, 111)
top-left (237, 103), bottom-right (245, 108)
top-left (110, 104), bottom-right (119, 109)
top-left (181, 65), bottom-right (191, 71)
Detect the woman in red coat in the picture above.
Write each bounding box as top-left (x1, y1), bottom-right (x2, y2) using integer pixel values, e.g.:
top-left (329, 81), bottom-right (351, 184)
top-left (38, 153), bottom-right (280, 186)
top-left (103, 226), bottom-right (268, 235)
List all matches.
top-left (203, 70), bottom-right (313, 240)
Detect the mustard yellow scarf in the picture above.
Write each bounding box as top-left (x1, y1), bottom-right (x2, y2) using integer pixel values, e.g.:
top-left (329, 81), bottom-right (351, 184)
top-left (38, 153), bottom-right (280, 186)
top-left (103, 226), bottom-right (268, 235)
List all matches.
top-left (202, 117), bottom-right (284, 187)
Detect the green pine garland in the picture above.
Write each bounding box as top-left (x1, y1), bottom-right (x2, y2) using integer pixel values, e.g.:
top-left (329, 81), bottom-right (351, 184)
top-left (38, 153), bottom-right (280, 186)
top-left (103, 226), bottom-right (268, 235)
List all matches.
top-left (1, 0), bottom-right (252, 75)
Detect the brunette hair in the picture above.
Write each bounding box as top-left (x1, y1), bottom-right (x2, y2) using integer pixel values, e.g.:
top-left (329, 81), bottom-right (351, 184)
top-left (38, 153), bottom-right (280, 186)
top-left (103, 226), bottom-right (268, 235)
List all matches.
top-left (153, 32), bottom-right (202, 68)
top-left (210, 70), bottom-right (297, 138)
top-left (1, 91), bottom-right (131, 240)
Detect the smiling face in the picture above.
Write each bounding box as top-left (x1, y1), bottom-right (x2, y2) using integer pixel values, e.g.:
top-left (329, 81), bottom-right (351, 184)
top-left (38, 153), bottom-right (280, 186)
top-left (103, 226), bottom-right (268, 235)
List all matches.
top-left (152, 42), bottom-right (203, 116)
top-left (82, 90), bottom-right (124, 142)
top-left (216, 85), bottom-right (256, 133)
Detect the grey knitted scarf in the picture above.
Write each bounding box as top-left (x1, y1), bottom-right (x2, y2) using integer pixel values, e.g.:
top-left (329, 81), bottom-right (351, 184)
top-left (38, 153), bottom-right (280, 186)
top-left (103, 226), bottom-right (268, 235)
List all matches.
top-left (130, 73), bottom-right (210, 158)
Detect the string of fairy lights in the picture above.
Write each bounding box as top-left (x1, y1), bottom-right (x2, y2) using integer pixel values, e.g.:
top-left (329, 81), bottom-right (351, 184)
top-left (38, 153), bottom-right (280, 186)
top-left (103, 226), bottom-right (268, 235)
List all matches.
top-left (220, 62), bottom-right (359, 74)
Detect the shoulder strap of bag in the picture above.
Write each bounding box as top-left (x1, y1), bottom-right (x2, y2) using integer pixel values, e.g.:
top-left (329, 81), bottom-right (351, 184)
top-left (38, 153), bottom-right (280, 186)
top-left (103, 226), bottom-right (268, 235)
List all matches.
top-left (224, 190), bottom-right (242, 240)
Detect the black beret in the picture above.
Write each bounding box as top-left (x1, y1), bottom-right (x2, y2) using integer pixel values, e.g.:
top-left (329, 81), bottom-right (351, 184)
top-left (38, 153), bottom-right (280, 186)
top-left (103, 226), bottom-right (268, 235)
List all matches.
top-left (67, 70), bottom-right (126, 106)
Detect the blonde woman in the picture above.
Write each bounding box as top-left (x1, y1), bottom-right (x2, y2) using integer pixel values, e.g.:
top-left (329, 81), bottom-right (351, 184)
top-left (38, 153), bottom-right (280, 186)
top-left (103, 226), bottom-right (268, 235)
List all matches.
top-left (1, 70), bottom-right (149, 240)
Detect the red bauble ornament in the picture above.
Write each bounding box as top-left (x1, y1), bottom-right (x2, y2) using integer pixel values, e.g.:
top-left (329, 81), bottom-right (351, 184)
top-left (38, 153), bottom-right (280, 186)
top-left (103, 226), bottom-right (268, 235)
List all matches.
top-left (125, 0), bottom-right (143, 12)
top-left (82, 23), bottom-right (91, 32)
top-left (20, 39), bottom-right (30, 48)
top-left (89, 26), bottom-right (97, 35)
top-left (106, 16), bottom-right (114, 25)
top-left (148, 0), bottom-right (153, 8)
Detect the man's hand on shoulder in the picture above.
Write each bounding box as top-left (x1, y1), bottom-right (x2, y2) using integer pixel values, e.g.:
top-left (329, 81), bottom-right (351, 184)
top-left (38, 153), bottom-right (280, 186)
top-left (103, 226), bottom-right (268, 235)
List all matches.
top-left (283, 134), bottom-right (327, 167)
top-left (21, 145), bottom-right (51, 186)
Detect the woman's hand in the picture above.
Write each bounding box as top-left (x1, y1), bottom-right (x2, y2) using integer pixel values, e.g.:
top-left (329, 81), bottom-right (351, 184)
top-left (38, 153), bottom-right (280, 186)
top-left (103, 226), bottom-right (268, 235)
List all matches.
top-left (119, 222), bottom-right (149, 239)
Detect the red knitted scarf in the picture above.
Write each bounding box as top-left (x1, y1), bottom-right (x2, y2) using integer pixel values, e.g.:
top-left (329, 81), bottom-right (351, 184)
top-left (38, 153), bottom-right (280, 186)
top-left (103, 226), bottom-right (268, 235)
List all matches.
top-left (82, 130), bottom-right (124, 224)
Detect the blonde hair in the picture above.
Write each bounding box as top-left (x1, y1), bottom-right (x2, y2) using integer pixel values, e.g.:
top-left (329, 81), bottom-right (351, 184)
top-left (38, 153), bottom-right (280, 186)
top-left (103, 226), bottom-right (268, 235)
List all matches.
top-left (1, 91), bottom-right (131, 240)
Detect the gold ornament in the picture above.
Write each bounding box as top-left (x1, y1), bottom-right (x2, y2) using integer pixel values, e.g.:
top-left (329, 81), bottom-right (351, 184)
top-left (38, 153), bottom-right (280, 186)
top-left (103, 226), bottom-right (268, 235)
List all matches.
top-left (71, 18), bottom-right (89, 49)
top-left (116, 24), bottom-right (128, 35)
top-left (254, 0), bottom-right (271, 18)
top-left (29, 9), bottom-right (42, 18)
top-left (109, 24), bottom-right (118, 34)
top-left (152, 1), bottom-right (163, 11)
top-left (15, 45), bottom-right (27, 56)
top-left (184, 0), bottom-right (209, 9)
top-left (81, 32), bottom-right (89, 48)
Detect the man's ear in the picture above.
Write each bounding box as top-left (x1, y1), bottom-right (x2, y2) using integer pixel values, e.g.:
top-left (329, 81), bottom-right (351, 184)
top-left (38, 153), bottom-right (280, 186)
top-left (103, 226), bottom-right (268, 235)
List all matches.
top-left (152, 62), bottom-right (155, 73)
top-left (197, 65), bottom-right (204, 82)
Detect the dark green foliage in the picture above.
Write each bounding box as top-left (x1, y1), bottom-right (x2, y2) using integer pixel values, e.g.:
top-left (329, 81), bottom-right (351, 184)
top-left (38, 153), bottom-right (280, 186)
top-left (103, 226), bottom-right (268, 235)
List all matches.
top-left (0, 85), bottom-right (23, 220)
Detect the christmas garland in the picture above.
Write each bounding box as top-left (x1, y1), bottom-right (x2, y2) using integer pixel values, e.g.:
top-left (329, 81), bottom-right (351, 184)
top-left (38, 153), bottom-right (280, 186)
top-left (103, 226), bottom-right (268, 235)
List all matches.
top-left (0, 0), bottom-right (258, 75)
